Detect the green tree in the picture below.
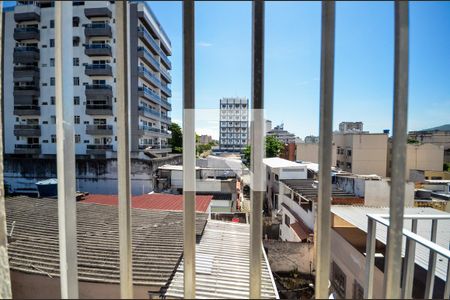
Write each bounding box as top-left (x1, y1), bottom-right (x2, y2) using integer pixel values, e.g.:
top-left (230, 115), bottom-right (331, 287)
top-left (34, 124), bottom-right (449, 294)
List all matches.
top-left (243, 136), bottom-right (285, 166)
top-left (168, 123), bottom-right (183, 153)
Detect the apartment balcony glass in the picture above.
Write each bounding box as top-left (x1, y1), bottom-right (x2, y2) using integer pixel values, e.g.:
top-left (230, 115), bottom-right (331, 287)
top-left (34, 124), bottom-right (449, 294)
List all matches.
top-left (140, 145), bottom-right (172, 153)
top-left (13, 66), bottom-right (40, 82)
top-left (138, 66), bottom-right (161, 88)
top-left (138, 86), bottom-right (162, 105)
top-left (84, 23), bottom-right (112, 38)
top-left (160, 83), bottom-right (172, 97)
top-left (86, 144), bottom-right (113, 155)
top-left (85, 104), bottom-right (113, 116)
top-left (85, 124), bottom-right (113, 135)
top-left (13, 27), bottom-right (40, 41)
top-left (84, 64), bottom-right (113, 76)
top-left (139, 125), bottom-right (161, 135)
top-left (13, 85), bottom-right (40, 97)
top-left (160, 114), bottom-right (171, 124)
top-left (14, 2), bottom-right (40, 22)
top-left (84, 7), bottom-right (112, 18)
top-left (13, 105), bottom-right (40, 116)
top-left (14, 144), bottom-right (41, 154)
top-left (137, 46), bottom-right (160, 71)
top-left (84, 44), bottom-right (112, 57)
top-left (160, 97), bottom-right (172, 110)
top-left (85, 84), bottom-right (113, 98)
top-left (13, 124), bottom-right (41, 137)
top-left (160, 129), bottom-right (171, 137)
top-left (137, 26), bottom-right (160, 56)
top-left (138, 106), bottom-right (160, 119)
top-left (13, 46), bottom-right (39, 64)
top-left (159, 65), bottom-right (172, 83)
top-left (159, 51), bottom-right (172, 70)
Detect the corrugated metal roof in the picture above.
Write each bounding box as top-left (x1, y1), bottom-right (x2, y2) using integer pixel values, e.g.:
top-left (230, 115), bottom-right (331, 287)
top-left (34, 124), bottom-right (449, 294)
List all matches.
top-left (165, 221), bottom-right (279, 299)
top-left (5, 196), bottom-right (208, 290)
top-left (331, 205), bottom-right (450, 281)
top-left (81, 193), bottom-right (213, 213)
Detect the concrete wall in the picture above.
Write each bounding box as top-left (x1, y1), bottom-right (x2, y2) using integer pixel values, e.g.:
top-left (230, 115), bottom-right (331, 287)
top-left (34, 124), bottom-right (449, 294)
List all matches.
top-left (11, 270), bottom-right (152, 299)
top-left (280, 207), bottom-right (302, 242)
top-left (334, 176), bottom-right (366, 198)
top-left (330, 230), bottom-right (384, 299)
top-left (296, 143), bottom-right (337, 166)
top-left (406, 143), bottom-right (444, 172)
top-left (364, 179), bottom-right (415, 207)
top-left (4, 155), bottom-right (181, 195)
top-left (279, 183), bottom-right (315, 230)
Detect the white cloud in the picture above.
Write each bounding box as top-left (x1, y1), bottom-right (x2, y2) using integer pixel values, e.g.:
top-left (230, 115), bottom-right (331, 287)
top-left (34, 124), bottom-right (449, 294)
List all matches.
top-left (198, 41), bottom-right (213, 47)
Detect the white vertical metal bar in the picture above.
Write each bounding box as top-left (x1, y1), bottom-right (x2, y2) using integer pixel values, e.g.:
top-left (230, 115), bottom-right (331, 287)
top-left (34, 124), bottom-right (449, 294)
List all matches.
top-left (364, 218), bottom-right (377, 299)
top-left (316, 1), bottom-right (335, 299)
top-left (55, 2), bottom-right (78, 298)
top-left (0, 2), bottom-right (13, 298)
top-left (384, 2), bottom-right (409, 298)
top-left (402, 219), bottom-right (418, 299)
top-left (250, 1), bottom-right (265, 298)
top-left (183, 1), bottom-right (196, 298)
top-left (116, 1), bottom-right (133, 298)
top-left (444, 256), bottom-right (450, 299)
top-left (424, 219), bottom-right (438, 299)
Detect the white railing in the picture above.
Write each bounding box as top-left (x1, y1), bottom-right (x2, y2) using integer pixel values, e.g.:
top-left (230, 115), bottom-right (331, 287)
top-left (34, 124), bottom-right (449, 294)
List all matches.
top-left (365, 214), bottom-right (450, 299)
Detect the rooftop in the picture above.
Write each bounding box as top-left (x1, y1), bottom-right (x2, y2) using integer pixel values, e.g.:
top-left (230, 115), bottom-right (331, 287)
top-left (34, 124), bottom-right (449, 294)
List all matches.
top-left (165, 220), bottom-right (279, 299)
top-left (80, 193), bottom-right (213, 213)
top-left (263, 157), bottom-right (306, 169)
top-left (5, 196), bottom-right (208, 291)
top-left (331, 205), bottom-right (450, 281)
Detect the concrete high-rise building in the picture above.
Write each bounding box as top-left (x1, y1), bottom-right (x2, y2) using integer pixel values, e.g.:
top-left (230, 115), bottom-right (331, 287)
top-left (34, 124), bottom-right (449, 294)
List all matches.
top-left (267, 123), bottom-right (297, 144)
top-left (338, 121), bottom-right (364, 133)
top-left (265, 119), bottom-right (272, 133)
top-left (219, 97), bottom-right (248, 152)
top-left (3, 1), bottom-right (172, 158)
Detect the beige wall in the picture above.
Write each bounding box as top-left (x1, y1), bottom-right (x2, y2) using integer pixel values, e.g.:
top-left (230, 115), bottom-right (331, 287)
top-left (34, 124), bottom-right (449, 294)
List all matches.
top-left (11, 271), bottom-right (152, 299)
top-left (406, 143), bottom-right (444, 172)
top-left (330, 230), bottom-right (384, 299)
top-left (296, 143), bottom-right (336, 165)
top-left (334, 133), bottom-right (388, 177)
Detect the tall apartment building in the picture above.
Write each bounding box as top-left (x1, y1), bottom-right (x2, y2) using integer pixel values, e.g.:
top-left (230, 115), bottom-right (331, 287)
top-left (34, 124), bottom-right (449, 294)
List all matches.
top-left (3, 1), bottom-right (172, 158)
top-left (267, 123), bottom-right (298, 144)
top-left (219, 97), bottom-right (249, 152)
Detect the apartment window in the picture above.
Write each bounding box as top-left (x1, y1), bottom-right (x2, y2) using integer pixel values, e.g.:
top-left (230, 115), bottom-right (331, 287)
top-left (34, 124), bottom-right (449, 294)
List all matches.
top-left (73, 37), bottom-right (79, 47)
top-left (72, 1), bottom-right (85, 5)
top-left (347, 162), bottom-right (352, 169)
top-left (50, 77), bottom-right (55, 86)
top-left (73, 58), bottom-right (79, 66)
top-left (284, 214), bottom-right (290, 228)
top-left (50, 58), bottom-right (55, 67)
top-left (50, 20), bottom-right (54, 28)
top-left (347, 149), bottom-right (352, 156)
top-left (75, 135), bottom-right (81, 144)
top-left (51, 134), bottom-right (56, 143)
top-left (74, 97), bottom-right (80, 105)
top-left (72, 17), bottom-right (80, 27)
top-left (51, 115), bottom-right (56, 124)
top-left (74, 116), bottom-right (80, 124)
top-left (51, 97), bottom-right (55, 105)
top-left (353, 280), bottom-right (364, 300)
top-left (50, 39), bottom-right (55, 47)
top-left (73, 77), bottom-right (80, 86)
top-left (332, 262), bottom-right (346, 298)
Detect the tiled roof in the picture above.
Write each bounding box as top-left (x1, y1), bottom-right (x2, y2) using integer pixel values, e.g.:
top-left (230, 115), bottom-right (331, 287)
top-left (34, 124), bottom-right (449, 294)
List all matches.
top-left (5, 196), bottom-right (208, 290)
top-left (80, 193), bottom-right (213, 213)
top-left (165, 221), bottom-right (279, 299)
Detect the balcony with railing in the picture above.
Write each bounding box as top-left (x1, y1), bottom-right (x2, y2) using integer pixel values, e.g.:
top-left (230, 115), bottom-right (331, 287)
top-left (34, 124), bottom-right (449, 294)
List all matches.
top-left (13, 66), bottom-right (40, 82)
top-left (13, 124), bottom-right (41, 137)
top-left (13, 27), bottom-right (40, 41)
top-left (86, 144), bottom-right (113, 155)
top-left (85, 124), bottom-right (113, 135)
top-left (160, 97), bottom-right (172, 110)
top-left (14, 2), bottom-right (40, 22)
top-left (137, 46), bottom-right (160, 71)
top-left (160, 83), bottom-right (172, 97)
top-left (160, 114), bottom-right (171, 124)
top-left (85, 64), bottom-right (113, 76)
top-left (138, 105), bottom-right (160, 119)
top-left (84, 44), bottom-right (112, 57)
top-left (137, 26), bottom-right (161, 56)
top-left (85, 84), bottom-right (113, 98)
top-left (13, 105), bottom-right (40, 116)
top-left (85, 104), bottom-right (113, 116)
top-left (13, 46), bottom-right (40, 64)
top-left (84, 23), bottom-right (112, 38)
top-left (159, 65), bottom-right (172, 83)
top-left (138, 125), bottom-right (161, 136)
top-left (138, 86), bottom-right (162, 105)
top-left (138, 66), bottom-right (161, 88)
top-left (14, 144), bottom-right (41, 154)
top-left (84, 7), bottom-right (112, 19)
top-left (13, 85), bottom-right (40, 97)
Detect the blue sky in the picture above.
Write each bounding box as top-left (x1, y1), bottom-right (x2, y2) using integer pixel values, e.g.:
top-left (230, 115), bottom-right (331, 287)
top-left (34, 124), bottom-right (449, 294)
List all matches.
top-left (4, 1), bottom-right (449, 139)
top-left (149, 1), bottom-right (450, 139)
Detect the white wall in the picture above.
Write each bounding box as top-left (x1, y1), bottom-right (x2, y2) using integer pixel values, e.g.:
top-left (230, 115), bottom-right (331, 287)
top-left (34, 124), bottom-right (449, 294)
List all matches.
top-left (364, 179), bottom-right (415, 207)
top-left (278, 166), bottom-right (308, 180)
top-left (279, 209), bottom-right (301, 242)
